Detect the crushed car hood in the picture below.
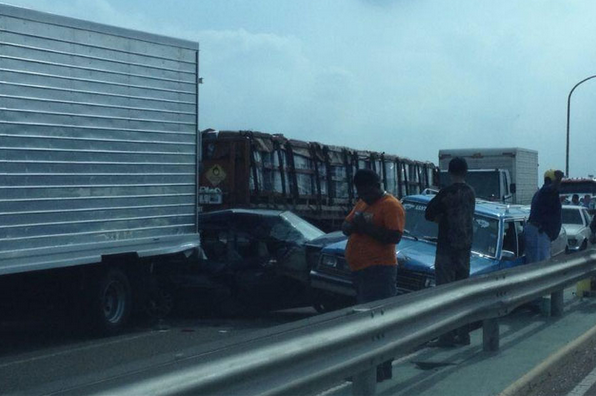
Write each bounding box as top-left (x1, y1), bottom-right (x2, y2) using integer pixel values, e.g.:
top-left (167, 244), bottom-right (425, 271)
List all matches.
top-left (306, 231), bottom-right (347, 249)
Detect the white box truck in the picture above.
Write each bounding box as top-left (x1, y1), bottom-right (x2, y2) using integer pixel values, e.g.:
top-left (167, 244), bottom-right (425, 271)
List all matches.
top-left (438, 148), bottom-right (538, 205)
top-left (0, 4), bottom-right (200, 333)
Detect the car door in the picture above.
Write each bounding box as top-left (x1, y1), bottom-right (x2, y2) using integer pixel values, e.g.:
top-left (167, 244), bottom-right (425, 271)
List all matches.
top-left (500, 219), bottom-right (526, 269)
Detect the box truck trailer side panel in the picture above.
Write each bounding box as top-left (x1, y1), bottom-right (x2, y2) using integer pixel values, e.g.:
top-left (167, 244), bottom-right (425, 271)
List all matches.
top-left (514, 149), bottom-right (540, 205)
top-left (0, 4), bottom-right (200, 276)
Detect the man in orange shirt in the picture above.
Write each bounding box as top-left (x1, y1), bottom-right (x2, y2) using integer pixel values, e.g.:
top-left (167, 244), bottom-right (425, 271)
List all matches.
top-left (343, 168), bottom-right (405, 382)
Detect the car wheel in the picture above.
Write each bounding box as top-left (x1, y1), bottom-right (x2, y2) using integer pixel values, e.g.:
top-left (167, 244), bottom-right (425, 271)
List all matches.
top-left (312, 298), bottom-right (333, 313)
top-left (581, 239), bottom-right (588, 251)
top-left (144, 288), bottom-right (174, 320)
top-left (312, 292), bottom-right (349, 313)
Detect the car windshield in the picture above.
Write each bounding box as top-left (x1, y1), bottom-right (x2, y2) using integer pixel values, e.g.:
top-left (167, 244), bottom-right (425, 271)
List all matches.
top-left (402, 201), bottom-right (438, 240)
top-left (562, 208), bottom-right (584, 225)
top-left (280, 211), bottom-right (325, 241)
top-left (402, 200), bottom-right (499, 257)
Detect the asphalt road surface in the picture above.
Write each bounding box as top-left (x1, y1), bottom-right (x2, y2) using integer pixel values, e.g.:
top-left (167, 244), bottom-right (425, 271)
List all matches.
top-left (0, 301), bottom-right (317, 395)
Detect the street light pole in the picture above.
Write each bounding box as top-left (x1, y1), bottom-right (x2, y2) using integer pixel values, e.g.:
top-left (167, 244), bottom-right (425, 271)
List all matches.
top-left (566, 75), bottom-right (596, 177)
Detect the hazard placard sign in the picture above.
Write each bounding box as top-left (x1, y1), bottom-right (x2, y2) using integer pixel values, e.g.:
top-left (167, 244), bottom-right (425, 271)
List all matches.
top-left (206, 164), bottom-right (226, 186)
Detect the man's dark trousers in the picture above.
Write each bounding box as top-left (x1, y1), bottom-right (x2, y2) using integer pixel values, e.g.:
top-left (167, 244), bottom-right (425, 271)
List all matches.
top-left (352, 265), bottom-right (397, 381)
top-left (435, 248), bottom-right (471, 344)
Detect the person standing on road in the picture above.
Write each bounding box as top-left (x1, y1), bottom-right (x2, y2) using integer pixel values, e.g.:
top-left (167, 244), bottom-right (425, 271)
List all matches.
top-left (425, 157), bottom-right (476, 347)
top-left (582, 195), bottom-right (594, 210)
top-left (343, 168), bottom-right (405, 383)
top-left (524, 169), bottom-right (564, 264)
top-left (589, 210), bottom-right (596, 244)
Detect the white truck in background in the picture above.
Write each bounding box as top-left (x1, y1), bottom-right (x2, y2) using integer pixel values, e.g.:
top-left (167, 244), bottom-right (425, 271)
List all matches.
top-left (0, 4), bottom-right (201, 333)
top-left (438, 148), bottom-right (538, 205)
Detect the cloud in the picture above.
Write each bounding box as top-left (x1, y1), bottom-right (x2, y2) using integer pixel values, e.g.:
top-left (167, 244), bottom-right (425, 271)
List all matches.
top-left (182, 28), bottom-right (359, 144)
top-left (4, 0), bottom-right (596, 176)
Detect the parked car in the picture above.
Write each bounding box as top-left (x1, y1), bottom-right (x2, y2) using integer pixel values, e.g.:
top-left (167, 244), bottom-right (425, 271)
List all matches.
top-left (516, 205), bottom-right (568, 257)
top-left (309, 195), bottom-right (568, 311)
top-left (561, 205), bottom-right (594, 252)
top-left (167, 209), bottom-right (326, 314)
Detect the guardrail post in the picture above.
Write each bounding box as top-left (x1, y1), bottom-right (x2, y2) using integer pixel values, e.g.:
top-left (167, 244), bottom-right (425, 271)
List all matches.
top-left (551, 290), bottom-right (564, 316)
top-left (483, 318), bottom-right (499, 352)
top-left (352, 367), bottom-right (377, 396)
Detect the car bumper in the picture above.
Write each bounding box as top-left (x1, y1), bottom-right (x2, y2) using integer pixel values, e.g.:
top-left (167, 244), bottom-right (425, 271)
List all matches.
top-left (309, 270), bottom-right (356, 297)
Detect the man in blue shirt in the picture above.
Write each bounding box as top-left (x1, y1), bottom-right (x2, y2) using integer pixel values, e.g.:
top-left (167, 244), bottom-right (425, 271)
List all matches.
top-left (524, 169), bottom-right (564, 263)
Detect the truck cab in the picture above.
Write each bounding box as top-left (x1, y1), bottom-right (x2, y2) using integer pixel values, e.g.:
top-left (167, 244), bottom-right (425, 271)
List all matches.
top-left (438, 148), bottom-right (538, 205)
top-left (439, 169), bottom-right (515, 203)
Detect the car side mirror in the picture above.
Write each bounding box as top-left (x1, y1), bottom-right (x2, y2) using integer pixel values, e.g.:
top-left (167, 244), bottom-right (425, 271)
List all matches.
top-left (510, 183), bottom-right (517, 194)
top-left (501, 250), bottom-right (516, 261)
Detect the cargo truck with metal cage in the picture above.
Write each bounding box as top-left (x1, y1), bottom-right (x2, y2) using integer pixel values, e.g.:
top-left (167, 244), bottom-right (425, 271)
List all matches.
top-left (199, 129), bottom-right (438, 231)
top-left (0, 4), bottom-right (201, 334)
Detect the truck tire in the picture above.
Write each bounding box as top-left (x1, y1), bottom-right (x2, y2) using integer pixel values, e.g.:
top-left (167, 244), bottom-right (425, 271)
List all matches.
top-left (89, 268), bottom-right (132, 335)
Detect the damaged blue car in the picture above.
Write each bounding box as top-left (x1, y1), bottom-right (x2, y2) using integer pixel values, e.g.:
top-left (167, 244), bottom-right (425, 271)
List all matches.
top-left (309, 194), bottom-right (567, 312)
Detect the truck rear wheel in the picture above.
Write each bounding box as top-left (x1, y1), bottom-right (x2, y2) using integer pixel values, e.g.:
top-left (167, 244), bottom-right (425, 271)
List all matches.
top-left (88, 268), bottom-right (132, 335)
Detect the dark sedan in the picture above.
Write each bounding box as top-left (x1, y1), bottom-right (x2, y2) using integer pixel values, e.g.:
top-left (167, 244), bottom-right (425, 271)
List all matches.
top-left (177, 209), bottom-right (326, 312)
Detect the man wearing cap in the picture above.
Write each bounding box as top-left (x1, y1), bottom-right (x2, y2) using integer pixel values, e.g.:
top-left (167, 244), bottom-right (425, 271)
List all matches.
top-left (524, 169), bottom-right (564, 263)
top-left (343, 168), bottom-right (405, 382)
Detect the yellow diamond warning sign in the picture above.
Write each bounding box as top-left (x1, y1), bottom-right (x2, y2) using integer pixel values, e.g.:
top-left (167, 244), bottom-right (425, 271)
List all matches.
top-left (206, 164), bottom-right (226, 186)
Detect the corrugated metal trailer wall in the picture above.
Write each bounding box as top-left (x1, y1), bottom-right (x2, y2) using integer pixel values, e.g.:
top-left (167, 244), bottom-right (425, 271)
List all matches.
top-left (0, 4), bottom-right (200, 275)
top-left (201, 130), bottom-right (437, 231)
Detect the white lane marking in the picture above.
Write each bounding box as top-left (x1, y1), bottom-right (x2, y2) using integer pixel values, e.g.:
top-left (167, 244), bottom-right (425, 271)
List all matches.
top-left (0, 332), bottom-right (160, 369)
top-left (567, 366), bottom-right (596, 396)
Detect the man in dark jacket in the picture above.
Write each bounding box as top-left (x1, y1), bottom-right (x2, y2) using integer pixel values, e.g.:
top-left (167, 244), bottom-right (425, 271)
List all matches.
top-left (425, 157), bottom-right (476, 347)
top-left (524, 169), bottom-right (564, 263)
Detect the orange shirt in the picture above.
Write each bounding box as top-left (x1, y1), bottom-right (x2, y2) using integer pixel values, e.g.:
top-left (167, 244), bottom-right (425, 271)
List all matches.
top-left (345, 194), bottom-right (405, 272)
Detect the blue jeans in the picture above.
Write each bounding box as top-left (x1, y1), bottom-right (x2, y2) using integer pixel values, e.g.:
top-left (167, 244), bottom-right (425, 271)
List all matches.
top-left (524, 223), bottom-right (551, 263)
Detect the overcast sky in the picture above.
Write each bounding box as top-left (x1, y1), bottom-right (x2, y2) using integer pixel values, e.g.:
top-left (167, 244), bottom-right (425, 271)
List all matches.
top-left (5, 0), bottom-right (596, 178)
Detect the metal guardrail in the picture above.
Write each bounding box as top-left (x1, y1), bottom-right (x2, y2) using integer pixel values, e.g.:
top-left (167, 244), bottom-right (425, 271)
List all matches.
top-left (81, 249), bottom-right (596, 396)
